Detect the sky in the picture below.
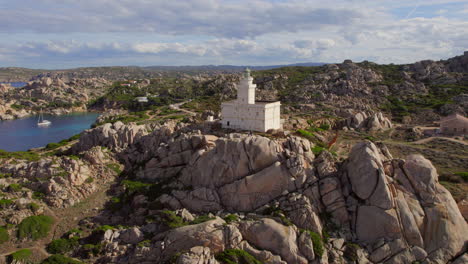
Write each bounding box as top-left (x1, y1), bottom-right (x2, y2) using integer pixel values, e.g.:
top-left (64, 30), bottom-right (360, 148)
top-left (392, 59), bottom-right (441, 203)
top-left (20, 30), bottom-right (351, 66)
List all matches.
top-left (0, 0), bottom-right (468, 69)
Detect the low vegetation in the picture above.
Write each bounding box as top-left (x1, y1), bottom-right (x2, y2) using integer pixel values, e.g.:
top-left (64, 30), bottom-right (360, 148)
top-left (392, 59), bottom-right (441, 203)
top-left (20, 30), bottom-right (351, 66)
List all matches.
top-left (17, 215), bottom-right (54, 240)
top-left (41, 254), bottom-right (84, 264)
top-left (0, 226), bottom-right (9, 244)
top-left (0, 149), bottom-right (41, 161)
top-left (215, 249), bottom-right (262, 264)
top-left (47, 237), bottom-right (79, 254)
top-left (8, 249), bottom-right (32, 262)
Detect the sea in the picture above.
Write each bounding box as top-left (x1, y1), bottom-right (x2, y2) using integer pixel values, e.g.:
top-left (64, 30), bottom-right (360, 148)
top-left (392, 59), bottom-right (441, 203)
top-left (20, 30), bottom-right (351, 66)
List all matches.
top-left (0, 82), bottom-right (28, 88)
top-left (0, 112), bottom-right (100, 152)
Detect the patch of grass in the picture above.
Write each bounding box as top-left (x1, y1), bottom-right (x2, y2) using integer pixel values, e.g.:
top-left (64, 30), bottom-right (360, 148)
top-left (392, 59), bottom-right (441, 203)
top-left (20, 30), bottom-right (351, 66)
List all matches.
top-left (94, 225), bottom-right (115, 232)
top-left (0, 172), bottom-right (12, 178)
top-left (0, 226), bottom-right (9, 244)
top-left (190, 215), bottom-right (216, 225)
top-left (82, 243), bottom-right (103, 256)
top-left (9, 249), bottom-right (32, 262)
top-left (215, 249), bottom-right (262, 264)
top-left (41, 254), bottom-right (84, 264)
top-left (47, 237), bottom-right (79, 254)
top-left (160, 210), bottom-right (187, 229)
top-left (0, 149), bottom-right (41, 161)
top-left (297, 129), bottom-right (315, 140)
top-left (344, 242), bottom-right (361, 261)
top-left (223, 214), bottom-right (239, 224)
top-left (107, 163), bottom-right (122, 175)
top-left (262, 206), bottom-right (293, 226)
top-left (0, 198), bottom-right (14, 208)
top-left (85, 177), bottom-right (94, 183)
top-left (32, 191), bottom-right (45, 200)
top-left (300, 229), bottom-right (324, 257)
top-left (137, 239), bottom-right (151, 247)
top-left (312, 145), bottom-right (325, 156)
top-left (8, 183), bottom-right (22, 192)
top-left (454, 172), bottom-right (468, 182)
top-left (440, 181), bottom-right (465, 201)
top-left (122, 180), bottom-right (152, 194)
top-left (17, 215), bottom-right (54, 240)
top-left (28, 202), bottom-right (40, 212)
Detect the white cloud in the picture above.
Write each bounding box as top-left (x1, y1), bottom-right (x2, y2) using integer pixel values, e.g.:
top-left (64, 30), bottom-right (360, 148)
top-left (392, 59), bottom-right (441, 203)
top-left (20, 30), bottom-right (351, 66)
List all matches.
top-left (0, 0), bottom-right (467, 67)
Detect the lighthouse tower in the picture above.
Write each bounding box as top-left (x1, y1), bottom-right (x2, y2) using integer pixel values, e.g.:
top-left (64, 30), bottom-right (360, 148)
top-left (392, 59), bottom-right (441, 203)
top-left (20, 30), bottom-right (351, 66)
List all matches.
top-left (237, 68), bottom-right (256, 105)
top-left (221, 68), bottom-right (281, 132)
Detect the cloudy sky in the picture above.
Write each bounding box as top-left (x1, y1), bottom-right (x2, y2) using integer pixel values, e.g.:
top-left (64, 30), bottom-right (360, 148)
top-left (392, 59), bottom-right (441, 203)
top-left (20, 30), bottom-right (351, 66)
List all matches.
top-left (1, 0), bottom-right (468, 68)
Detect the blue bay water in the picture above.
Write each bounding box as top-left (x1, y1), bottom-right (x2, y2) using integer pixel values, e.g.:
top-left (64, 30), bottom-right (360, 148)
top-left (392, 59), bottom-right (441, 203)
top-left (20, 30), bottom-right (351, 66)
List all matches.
top-left (0, 82), bottom-right (27, 88)
top-left (0, 112), bottom-right (100, 151)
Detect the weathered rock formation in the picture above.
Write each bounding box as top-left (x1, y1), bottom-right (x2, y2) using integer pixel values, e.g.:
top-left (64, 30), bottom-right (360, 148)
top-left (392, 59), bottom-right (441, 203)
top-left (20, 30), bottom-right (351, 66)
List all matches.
top-left (69, 122), bottom-right (467, 264)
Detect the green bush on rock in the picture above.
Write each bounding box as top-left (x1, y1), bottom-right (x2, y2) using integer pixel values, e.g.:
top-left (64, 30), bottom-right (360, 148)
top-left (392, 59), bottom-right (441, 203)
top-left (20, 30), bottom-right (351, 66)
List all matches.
top-left (9, 249), bottom-right (32, 262)
top-left (215, 249), bottom-right (262, 264)
top-left (47, 237), bottom-right (79, 254)
top-left (41, 254), bottom-right (83, 264)
top-left (17, 215), bottom-right (54, 240)
top-left (0, 227), bottom-right (9, 244)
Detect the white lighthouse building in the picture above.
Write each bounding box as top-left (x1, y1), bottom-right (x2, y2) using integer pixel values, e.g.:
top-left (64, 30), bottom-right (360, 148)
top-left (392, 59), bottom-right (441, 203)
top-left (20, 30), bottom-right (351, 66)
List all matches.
top-left (221, 68), bottom-right (281, 132)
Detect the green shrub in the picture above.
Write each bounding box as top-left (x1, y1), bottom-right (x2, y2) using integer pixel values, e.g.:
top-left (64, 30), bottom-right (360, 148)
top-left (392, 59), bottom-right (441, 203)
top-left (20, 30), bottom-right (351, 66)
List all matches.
top-left (68, 134), bottom-right (81, 141)
top-left (304, 230), bottom-right (324, 257)
top-left (41, 254), bottom-right (83, 264)
top-left (312, 145), bottom-right (325, 156)
top-left (0, 227), bottom-right (9, 244)
top-left (28, 202), bottom-right (40, 212)
top-left (85, 177), bottom-right (94, 183)
top-left (10, 104), bottom-right (25, 110)
top-left (45, 142), bottom-right (62, 150)
top-left (319, 123), bottom-right (330, 130)
top-left (161, 210), bottom-right (187, 228)
top-left (107, 163), bottom-right (122, 175)
top-left (137, 239), bottom-right (151, 247)
top-left (0, 172), bottom-right (12, 178)
top-left (0, 198), bottom-right (14, 208)
top-left (297, 129), bottom-right (315, 140)
top-left (9, 249), bottom-right (32, 261)
top-left (344, 242), bottom-right (361, 261)
top-left (8, 183), bottom-right (22, 192)
top-left (33, 191), bottom-right (45, 200)
top-left (94, 225), bottom-right (115, 232)
top-left (17, 215), bottom-right (54, 240)
top-left (82, 243), bottom-right (102, 256)
top-left (47, 237), bottom-right (79, 254)
top-left (215, 249), bottom-right (262, 264)
top-left (68, 155), bottom-right (80, 161)
top-left (122, 180), bottom-right (151, 194)
top-left (223, 214), bottom-right (239, 224)
top-left (454, 172), bottom-right (468, 182)
top-left (190, 215), bottom-right (215, 225)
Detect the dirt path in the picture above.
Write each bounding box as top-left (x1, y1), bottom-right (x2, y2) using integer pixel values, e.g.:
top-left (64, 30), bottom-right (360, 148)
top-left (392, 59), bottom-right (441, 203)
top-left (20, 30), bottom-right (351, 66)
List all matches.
top-left (412, 136), bottom-right (467, 145)
top-left (170, 100), bottom-right (197, 116)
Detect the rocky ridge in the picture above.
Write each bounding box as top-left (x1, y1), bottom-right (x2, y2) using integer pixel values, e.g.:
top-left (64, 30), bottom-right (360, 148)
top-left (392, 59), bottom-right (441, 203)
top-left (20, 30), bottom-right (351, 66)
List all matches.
top-left (0, 76), bottom-right (110, 120)
top-left (35, 121), bottom-right (467, 264)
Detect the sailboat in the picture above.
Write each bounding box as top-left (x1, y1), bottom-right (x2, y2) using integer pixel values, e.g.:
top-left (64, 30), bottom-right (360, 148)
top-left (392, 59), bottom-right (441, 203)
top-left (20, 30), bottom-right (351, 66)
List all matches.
top-left (37, 109), bottom-right (51, 127)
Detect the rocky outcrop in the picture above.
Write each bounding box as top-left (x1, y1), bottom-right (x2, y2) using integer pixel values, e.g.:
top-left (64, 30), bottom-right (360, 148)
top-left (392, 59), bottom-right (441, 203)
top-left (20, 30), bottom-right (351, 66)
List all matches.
top-left (345, 142), bottom-right (467, 263)
top-left (0, 146), bottom-right (119, 208)
top-left (337, 111), bottom-right (393, 131)
top-left (72, 121), bottom-right (148, 153)
top-left (142, 134), bottom-right (315, 213)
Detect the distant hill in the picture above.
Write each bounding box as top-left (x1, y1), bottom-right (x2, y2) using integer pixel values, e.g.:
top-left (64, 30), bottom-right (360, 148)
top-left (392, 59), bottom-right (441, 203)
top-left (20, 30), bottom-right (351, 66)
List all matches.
top-left (0, 63), bottom-right (326, 82)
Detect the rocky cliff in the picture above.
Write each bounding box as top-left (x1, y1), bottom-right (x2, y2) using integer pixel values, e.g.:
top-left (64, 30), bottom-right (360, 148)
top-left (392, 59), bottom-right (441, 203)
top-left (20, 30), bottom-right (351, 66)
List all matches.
top-left (26, 122), bottom-right (463, 264)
